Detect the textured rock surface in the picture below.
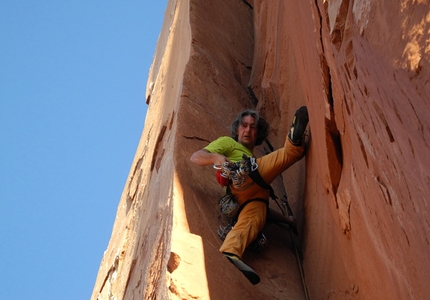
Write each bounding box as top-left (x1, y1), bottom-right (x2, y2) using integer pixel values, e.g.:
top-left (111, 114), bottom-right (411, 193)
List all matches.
top-left (92, 0), bottom-right (430, 299)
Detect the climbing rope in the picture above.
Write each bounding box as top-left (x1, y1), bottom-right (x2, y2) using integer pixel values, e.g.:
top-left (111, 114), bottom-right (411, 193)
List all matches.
top-left (264, 140), bottom-right (310, 300)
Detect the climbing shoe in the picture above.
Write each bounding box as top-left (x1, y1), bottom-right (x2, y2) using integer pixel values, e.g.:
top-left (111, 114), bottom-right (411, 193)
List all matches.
top-left (288, 106), bottom-right (309, 146)
top-left (224, 253), bottom-right (260, 285)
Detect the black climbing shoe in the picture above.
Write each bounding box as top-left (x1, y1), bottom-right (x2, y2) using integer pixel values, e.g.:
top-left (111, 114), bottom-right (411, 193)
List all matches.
top-left (224, 253), bottom-right (260, 285)
top-left (288, 106), bottom-right (309, 146)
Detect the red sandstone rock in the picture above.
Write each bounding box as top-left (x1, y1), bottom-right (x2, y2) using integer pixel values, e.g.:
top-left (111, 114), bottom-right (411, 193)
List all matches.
top-left (92, 0), bottom-right (430, 299)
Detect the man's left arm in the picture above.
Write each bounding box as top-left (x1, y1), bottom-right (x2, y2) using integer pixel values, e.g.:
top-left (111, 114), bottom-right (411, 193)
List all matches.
top-left (190, 149), bottom-right (230, 167)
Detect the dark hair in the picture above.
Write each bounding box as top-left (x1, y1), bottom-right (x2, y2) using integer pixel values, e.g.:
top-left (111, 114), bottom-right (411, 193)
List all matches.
top-left (230, 109), bottom-right (269, 146)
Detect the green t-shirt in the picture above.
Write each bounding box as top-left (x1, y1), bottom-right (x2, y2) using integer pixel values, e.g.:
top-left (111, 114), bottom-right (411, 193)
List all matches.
top-left (204, 136), bottom-right (253, 162)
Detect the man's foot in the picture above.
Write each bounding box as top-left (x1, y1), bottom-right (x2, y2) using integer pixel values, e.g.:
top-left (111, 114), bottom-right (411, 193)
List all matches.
top-left (223, 253), bottom-right (260, 285)
top-left (288, 106), bottom-right (309, 146)
top-left (267, 209), bottom-right (298, 234)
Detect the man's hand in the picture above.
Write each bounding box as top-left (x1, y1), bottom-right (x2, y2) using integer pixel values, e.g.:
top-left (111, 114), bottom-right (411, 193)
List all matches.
top-left (211, 153), bottom-right (231, 167)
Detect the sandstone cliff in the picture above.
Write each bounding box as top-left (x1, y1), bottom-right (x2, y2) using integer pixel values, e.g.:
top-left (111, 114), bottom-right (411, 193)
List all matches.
top-left (92, 0), bottom-right (430, 299)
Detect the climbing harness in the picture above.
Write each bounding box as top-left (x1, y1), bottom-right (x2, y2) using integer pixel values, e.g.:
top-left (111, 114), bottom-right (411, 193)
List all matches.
top-left (215, 154), bottom-right (269, 252)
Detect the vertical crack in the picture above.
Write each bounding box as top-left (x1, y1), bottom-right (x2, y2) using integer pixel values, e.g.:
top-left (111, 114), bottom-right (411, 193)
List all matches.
top-left (247, 86), bottom-right (259, 107)
top-left (315, 0), bottom-right (343, 196)
top-left (241, 0), bottom-right (253, 10)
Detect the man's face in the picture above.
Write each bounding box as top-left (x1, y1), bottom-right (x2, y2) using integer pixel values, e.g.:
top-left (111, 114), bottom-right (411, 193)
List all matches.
top-left (237, 115), bottom-right (258, 149)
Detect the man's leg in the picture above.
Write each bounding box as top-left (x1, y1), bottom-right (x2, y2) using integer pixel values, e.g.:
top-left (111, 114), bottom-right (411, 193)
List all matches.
top-left (267, 209), bottom-right (296, 227)
top-left (267, 209), bottom-right (298, 234)
top-left (257, 106), bottom-right (309, 183)
top-left (219, 201), bottom-right (266, 285)
top-left (219, 201), bottom-right (267, 257)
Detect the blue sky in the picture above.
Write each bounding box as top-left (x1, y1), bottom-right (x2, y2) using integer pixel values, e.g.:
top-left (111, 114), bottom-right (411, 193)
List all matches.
top-left (0, 1), bottom-right (167, 299)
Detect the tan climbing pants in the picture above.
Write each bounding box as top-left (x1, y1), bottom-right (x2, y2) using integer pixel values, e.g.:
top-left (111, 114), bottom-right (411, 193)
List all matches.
top-left (219, 138), bottom-right (305, 258)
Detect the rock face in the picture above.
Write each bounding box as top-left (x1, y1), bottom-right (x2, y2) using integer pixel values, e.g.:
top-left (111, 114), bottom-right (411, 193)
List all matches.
top-left (91, 0), bottom-right (430, 299)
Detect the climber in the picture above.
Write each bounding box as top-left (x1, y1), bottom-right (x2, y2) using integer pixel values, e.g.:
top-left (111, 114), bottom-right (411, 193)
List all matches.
top-left (190, 106), bottom-right (309, 285)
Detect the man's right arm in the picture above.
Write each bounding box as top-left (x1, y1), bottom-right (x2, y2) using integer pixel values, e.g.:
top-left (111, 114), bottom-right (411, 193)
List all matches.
top-left (190, 149), bottom-right (230, 166)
